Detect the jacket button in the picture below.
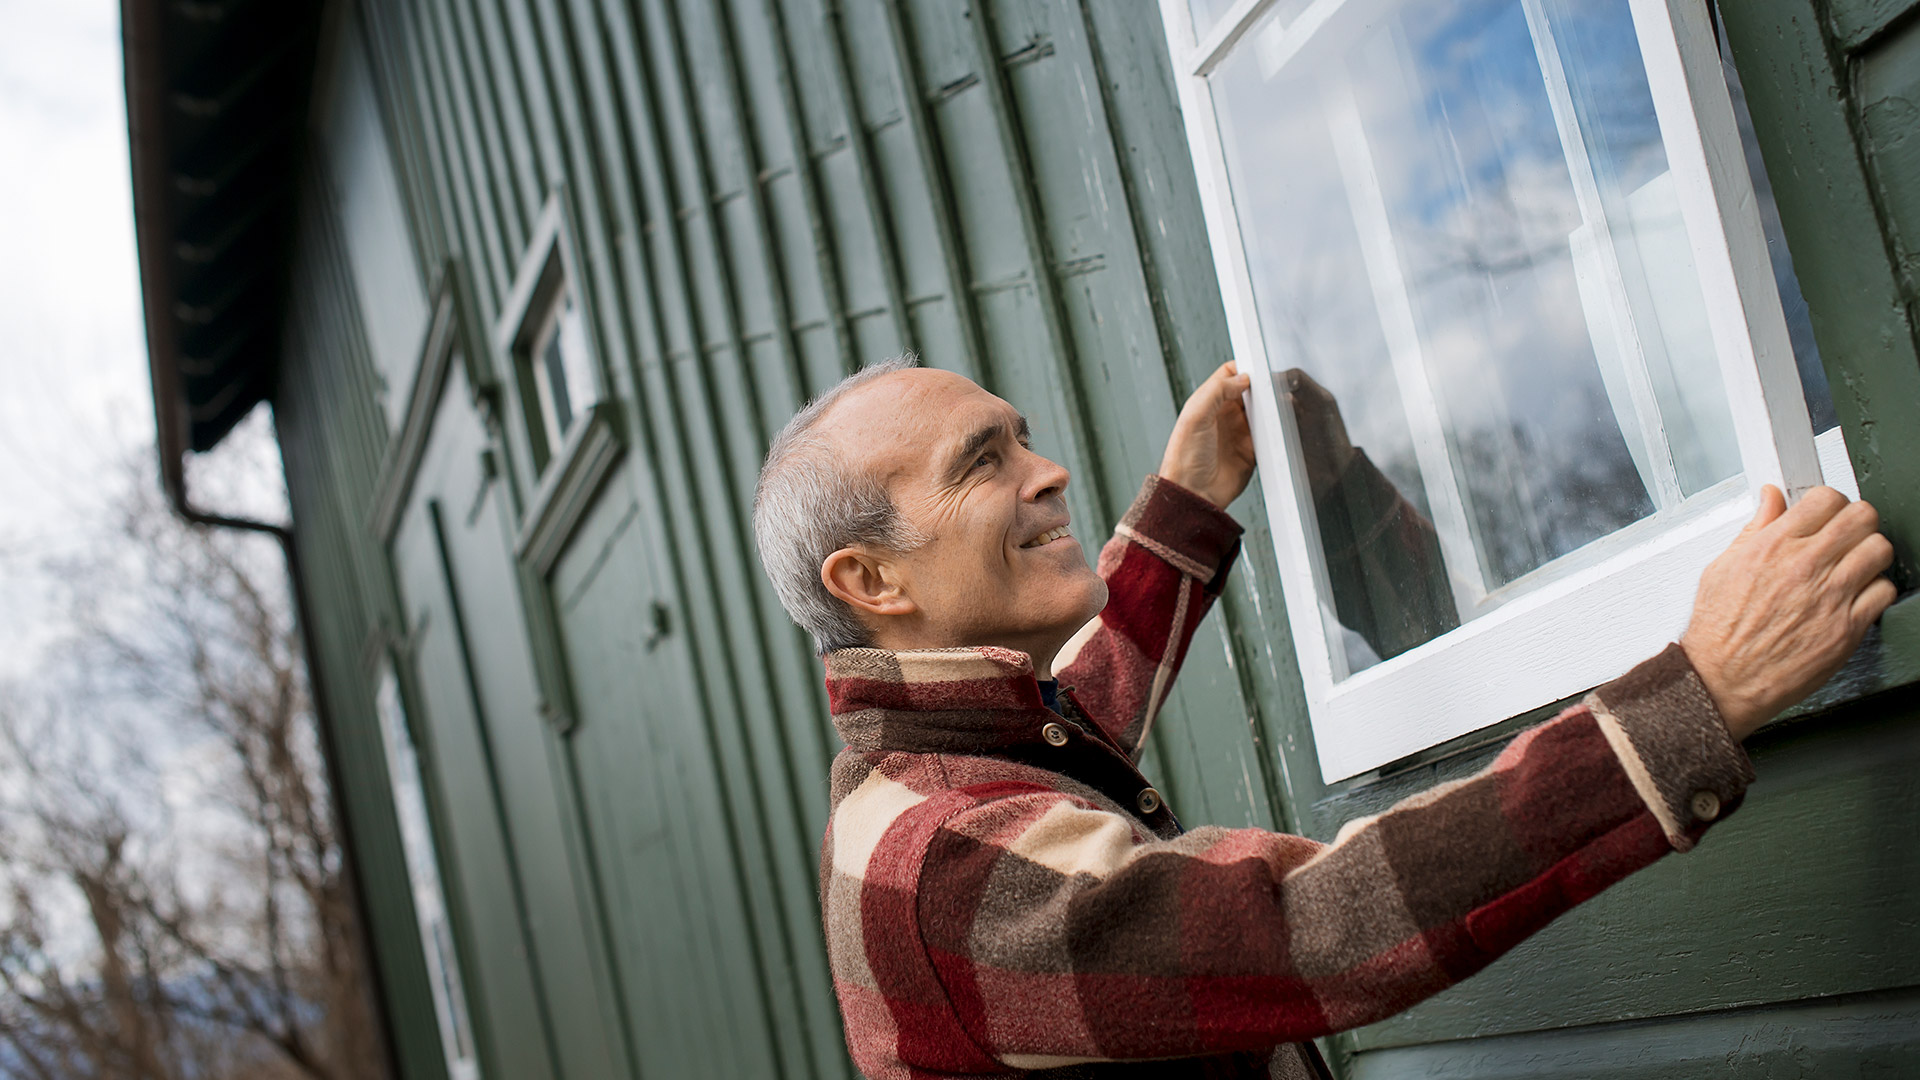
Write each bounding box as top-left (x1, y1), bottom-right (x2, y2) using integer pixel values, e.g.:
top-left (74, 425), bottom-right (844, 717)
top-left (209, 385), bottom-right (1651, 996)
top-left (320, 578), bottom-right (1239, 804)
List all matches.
top-left (1137, 788), bottom-right (1162, 815)
top-left (1041, 722), bottom-right (1070, 747)
top-left (1690, 790), bottom-right (1721, 822)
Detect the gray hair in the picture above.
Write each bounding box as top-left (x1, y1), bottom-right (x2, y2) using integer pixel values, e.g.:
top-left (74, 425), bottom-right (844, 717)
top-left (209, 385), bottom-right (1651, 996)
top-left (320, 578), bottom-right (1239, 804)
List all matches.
top-left (753, 354), bottom-right (928, 654)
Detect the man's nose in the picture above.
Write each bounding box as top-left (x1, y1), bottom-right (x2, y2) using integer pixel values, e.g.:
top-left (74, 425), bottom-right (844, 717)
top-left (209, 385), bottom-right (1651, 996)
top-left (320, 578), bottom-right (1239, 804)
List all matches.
top-left (1023, 449), bottom-right (1071, 503)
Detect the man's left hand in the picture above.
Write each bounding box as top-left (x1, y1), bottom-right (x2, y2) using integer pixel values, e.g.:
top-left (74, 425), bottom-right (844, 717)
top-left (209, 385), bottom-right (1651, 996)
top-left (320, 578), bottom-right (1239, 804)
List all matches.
top-left (1160, 361), bottom-right (1256, 509)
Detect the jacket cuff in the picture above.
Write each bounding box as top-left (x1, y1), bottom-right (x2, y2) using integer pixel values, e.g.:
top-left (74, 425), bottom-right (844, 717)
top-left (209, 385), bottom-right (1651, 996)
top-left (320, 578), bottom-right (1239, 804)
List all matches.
top-left (1585, 643), bottom-right (1755, 853)
top-left (1121, 475), bottom-right (1244, 589)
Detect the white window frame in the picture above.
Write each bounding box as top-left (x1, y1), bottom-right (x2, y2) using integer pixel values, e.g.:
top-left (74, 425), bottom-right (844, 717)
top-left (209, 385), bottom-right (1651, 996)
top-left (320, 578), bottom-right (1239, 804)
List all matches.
top-left (498, 195), bottom-right (601, 474)
top-left (1158, 0), bottom-right (1828, 781)
top-left (374, 660), bottom-right (482, 1080)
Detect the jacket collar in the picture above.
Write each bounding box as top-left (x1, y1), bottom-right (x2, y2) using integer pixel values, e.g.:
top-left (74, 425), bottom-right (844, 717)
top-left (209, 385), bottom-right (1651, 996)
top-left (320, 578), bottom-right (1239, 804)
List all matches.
top-left (824, 646), bottom-right (1058, 755)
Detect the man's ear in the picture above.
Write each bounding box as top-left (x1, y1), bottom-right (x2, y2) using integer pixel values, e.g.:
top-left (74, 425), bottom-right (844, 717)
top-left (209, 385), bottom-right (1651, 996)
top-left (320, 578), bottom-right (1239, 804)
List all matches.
top-left (821, 547), bottom-right (916, 619)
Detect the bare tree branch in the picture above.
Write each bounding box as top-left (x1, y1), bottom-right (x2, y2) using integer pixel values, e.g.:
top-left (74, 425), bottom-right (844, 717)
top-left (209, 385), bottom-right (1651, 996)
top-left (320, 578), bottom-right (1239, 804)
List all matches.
top-left (0, 436), bottom-right (388, 1080)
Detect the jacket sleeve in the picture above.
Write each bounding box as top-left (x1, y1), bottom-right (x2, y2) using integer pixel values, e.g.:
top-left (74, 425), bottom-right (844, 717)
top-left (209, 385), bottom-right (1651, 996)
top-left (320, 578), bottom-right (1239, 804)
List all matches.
top-left (913, 645), bottom-right (1753, 1069)
top-left (1055, 475), bottom-right (1244, 761)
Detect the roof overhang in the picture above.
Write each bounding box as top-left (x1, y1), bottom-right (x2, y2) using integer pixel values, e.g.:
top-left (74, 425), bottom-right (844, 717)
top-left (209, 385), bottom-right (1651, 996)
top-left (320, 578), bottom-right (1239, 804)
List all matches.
top-left (124, 0), bottom-right (325, 506)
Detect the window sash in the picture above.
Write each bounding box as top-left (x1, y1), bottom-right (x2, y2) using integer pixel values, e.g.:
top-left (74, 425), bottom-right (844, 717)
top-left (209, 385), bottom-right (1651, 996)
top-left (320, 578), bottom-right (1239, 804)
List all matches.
top-left (1158, 0), bottom-right (1823, 780)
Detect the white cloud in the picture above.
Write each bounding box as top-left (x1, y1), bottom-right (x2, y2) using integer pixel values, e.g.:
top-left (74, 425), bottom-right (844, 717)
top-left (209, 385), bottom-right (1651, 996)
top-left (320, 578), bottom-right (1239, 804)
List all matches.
top-left (0, 0), bottom-right (153, 676)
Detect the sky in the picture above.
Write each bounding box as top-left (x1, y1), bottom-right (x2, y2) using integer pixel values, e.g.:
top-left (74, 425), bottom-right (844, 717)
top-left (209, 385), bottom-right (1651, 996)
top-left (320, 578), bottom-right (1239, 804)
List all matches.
top-left (0, 0), bottom-right (150, 673)
top-left (0, 0), bottom-right (285, 680)
top-left (0, 0), bottom-right (293, 950)
top-left (0, 0), bottom-right (146, 513)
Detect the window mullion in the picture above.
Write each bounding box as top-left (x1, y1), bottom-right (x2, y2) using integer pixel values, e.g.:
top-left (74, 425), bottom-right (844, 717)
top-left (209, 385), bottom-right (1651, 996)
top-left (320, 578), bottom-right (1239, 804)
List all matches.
top-left (1523, 0), bottom-right (1686, 511)
top-left (1326, 75), bottom-right (1488, 611)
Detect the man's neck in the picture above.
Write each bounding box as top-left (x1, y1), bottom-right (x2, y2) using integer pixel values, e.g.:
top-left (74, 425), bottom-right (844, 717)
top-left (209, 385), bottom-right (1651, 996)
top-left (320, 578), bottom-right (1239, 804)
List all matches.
top-left (1030, 650), bottom-right (1058, 681)
top-left (864, 630), bottom-right (1063, 681)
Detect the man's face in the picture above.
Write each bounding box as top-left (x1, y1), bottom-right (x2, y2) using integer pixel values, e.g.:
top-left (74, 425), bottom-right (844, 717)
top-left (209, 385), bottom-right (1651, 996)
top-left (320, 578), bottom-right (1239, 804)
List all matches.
top-left (822, 369), bottom-right (1108, 662)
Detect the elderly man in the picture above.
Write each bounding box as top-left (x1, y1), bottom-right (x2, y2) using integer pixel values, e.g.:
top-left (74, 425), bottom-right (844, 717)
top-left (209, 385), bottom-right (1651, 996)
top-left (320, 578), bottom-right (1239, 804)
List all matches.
top-left (751, 356), bottom-right (1896, 1080)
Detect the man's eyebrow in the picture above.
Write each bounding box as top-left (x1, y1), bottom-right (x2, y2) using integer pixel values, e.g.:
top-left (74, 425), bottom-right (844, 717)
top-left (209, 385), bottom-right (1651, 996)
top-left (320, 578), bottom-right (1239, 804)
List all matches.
top-left (943, 414), bottom-right (1030, 479)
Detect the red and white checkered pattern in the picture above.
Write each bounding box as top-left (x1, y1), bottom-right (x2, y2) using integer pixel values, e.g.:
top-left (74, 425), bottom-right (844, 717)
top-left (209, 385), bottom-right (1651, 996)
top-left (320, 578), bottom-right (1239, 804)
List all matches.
top-left (820, 477), bottom-right (1752, 1079)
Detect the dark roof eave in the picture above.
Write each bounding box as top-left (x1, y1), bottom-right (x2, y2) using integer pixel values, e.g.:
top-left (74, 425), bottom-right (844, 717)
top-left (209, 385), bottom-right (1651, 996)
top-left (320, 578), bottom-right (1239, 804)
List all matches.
top-left (123, 0), bottom-right (324, 512)
top-left (123, 0), bottom-right (192, 512)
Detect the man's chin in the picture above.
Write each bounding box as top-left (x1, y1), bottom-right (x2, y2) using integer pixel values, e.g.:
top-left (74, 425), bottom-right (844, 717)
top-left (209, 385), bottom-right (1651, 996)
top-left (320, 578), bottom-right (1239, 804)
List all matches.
top-left (1083, 578), bottom-right (1111, 620)
top-left (1046, 579), bottom-right (1110, 643)
top-left (1043, 574), bottom-right (1108, 626)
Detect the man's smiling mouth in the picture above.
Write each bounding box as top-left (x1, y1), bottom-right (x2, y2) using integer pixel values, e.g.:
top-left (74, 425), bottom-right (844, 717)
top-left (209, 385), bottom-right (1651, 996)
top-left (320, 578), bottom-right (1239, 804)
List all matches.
top-left (1021, 525), bottom-right (1073, 549)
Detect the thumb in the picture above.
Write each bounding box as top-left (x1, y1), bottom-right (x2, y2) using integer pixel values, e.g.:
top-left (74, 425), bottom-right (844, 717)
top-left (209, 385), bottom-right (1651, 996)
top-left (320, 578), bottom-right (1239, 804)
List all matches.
top-left (1742, 484), bottom-right (1786, 535)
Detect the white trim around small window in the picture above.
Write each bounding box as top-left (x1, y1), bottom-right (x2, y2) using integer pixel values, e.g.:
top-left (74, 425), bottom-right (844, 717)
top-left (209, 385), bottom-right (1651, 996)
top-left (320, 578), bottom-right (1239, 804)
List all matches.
top-left (497, 193), bottom-right (603, 475)
top-left (494, 192), bottom-right (625, 579)
top-left (1157, 0), bottom-right (1826, 780)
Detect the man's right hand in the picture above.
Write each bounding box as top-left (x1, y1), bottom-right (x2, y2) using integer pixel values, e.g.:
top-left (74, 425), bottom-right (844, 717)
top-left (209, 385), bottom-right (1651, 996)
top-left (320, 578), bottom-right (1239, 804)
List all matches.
top-left (1681, 485), bottom-right (1898, 741)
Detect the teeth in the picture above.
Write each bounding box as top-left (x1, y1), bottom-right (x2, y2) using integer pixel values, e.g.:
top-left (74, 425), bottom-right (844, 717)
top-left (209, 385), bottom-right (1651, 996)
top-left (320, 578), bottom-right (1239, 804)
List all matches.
top-left (1023, 526), bottom-right (1071, 548)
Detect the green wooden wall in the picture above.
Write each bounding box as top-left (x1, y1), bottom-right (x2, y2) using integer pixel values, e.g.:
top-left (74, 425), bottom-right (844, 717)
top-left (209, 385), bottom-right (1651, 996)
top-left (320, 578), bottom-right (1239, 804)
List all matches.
top-left (265, 0), bottom-right (1920, 1077)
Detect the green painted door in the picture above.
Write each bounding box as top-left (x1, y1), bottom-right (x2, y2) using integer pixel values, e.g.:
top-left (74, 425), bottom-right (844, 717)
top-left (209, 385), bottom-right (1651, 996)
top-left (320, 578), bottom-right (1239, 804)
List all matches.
top-left (544, 458), bottom-right (799, 1078)
top-left (387, 359), bottom-right (627, 1080)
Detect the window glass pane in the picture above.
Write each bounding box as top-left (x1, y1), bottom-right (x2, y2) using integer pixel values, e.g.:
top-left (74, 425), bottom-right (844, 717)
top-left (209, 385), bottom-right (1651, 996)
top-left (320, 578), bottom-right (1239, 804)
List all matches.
top-left (556, 295), bottom-right (597, 420)
top-left (528, 289), bottom-right (598, 467)
top-left (540, 321), bottom-right (575, 439)
top-left (1211, 0), bottom-right (1743, 677)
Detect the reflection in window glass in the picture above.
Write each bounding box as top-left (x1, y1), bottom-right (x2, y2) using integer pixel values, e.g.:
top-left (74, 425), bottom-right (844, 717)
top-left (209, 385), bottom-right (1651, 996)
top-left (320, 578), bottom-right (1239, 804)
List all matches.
top-left (539, 320), bottom-right (576, 436)
top-left (1212, 0), bottom-right (1743, 677)
top-left (375, 665), bottom-right (481, 1080)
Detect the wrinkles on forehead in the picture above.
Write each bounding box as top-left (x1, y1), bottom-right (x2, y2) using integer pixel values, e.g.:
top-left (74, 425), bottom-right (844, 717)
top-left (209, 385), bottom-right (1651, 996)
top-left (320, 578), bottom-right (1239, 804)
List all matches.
top-left (815, 368), bottom-right (1012, 491)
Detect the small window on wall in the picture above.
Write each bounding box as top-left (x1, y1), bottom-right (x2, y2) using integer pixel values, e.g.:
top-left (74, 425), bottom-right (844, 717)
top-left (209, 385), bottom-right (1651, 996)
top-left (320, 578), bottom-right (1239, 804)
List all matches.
top-left (500, 196), bottom-right (600, 473)
top-left (1157, 0), bottom-right (1833, 780)
top-left (374, 661), bottom-right (481, 1080)
top-left (523, 287), bottom-right (594, 466)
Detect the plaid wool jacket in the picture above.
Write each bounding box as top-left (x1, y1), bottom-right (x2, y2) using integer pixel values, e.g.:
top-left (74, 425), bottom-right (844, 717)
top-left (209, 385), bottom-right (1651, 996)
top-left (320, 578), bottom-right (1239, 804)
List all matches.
top-left (820, 476), bottom-right (1755, 1079)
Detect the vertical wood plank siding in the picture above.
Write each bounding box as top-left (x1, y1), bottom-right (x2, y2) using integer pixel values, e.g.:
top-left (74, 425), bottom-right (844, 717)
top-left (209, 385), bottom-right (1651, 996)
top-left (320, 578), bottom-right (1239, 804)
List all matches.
top-left (276, 146), bottom-right (452, 1080)
top-left (270, 1), bottom-right (1920, 1077)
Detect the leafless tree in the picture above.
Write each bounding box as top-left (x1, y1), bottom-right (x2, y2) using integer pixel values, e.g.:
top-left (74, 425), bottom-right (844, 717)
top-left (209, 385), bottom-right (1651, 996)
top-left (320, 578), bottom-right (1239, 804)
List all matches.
top-left (0, 427), bottom-right (387, 1080)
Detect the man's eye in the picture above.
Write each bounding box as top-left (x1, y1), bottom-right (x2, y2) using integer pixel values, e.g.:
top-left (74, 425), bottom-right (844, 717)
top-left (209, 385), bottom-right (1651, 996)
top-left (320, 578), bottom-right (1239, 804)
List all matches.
top-left (973, 453), bottom-right (994, 470)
